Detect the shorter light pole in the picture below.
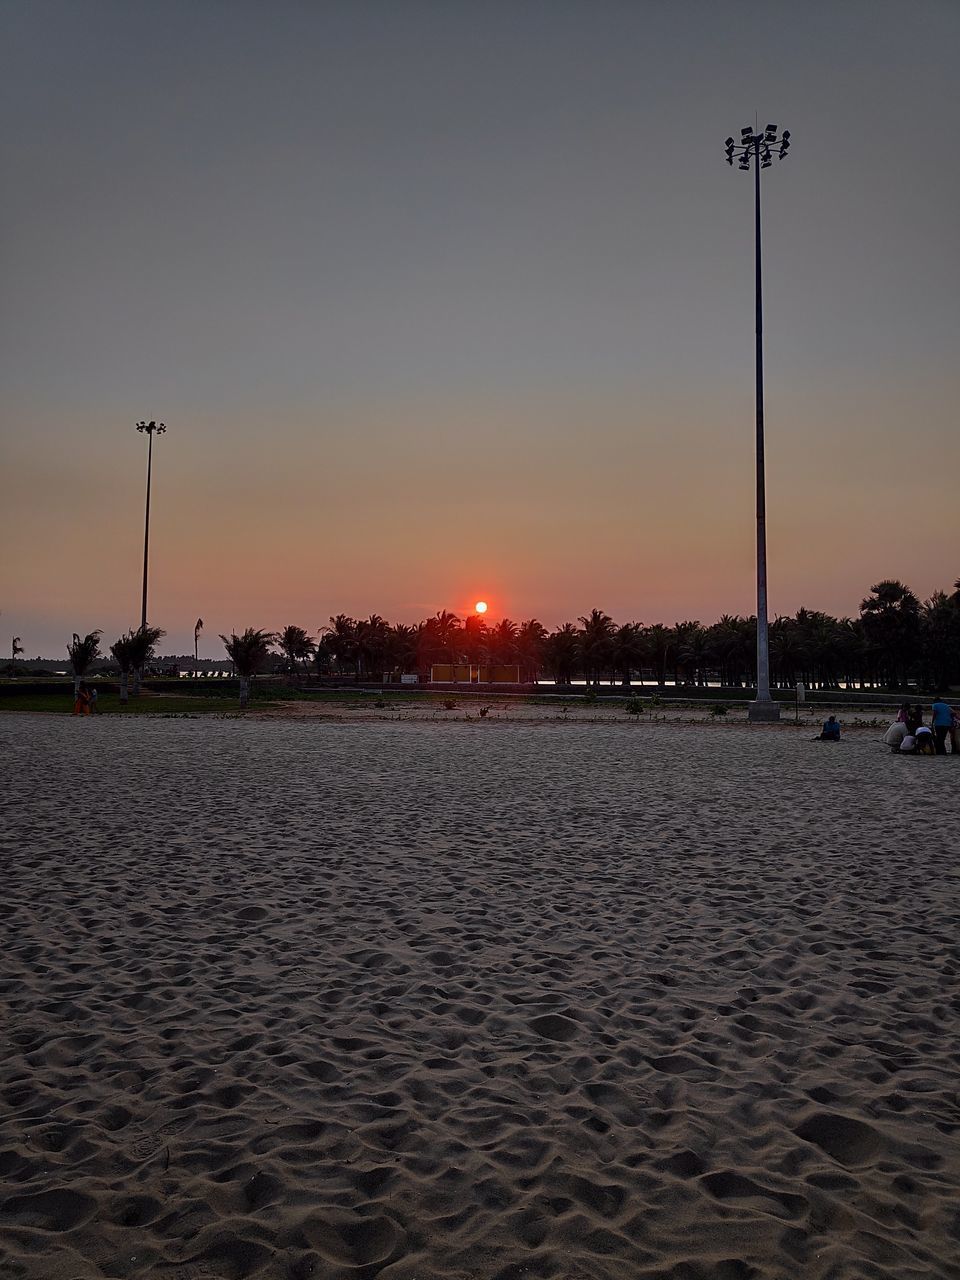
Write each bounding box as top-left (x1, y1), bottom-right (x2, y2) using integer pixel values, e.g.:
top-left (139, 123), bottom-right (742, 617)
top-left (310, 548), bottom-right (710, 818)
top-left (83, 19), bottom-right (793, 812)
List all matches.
top-left (136, 420), bottom-right (166, 631)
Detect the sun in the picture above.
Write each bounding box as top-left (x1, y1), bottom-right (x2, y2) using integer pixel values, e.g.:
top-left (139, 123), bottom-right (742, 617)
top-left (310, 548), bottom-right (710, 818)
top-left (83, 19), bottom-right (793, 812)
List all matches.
top-left (474, 600), bottom-right (488, 615)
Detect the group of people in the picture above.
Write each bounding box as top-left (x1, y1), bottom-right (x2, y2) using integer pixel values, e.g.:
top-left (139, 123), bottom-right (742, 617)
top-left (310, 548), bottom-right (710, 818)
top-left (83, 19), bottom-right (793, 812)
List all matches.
top-left (884, 699), bottom-right (959, 756)
top-left (814, 698), bottom-right (959, 753)
top-left (72, 682), bottom-right (98, 715)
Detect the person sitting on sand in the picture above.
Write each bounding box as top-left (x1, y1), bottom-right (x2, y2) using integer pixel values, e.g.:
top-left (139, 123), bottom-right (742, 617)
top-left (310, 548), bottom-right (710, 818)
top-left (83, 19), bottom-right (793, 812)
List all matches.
top-left (896, 733), bottom-right (916, 754)
top-left (883, 720), bottom-right (907, 749)
top-left (907, 704), bottom-right (924, 735)
top-left (816, 715), bottom-right (841, 742)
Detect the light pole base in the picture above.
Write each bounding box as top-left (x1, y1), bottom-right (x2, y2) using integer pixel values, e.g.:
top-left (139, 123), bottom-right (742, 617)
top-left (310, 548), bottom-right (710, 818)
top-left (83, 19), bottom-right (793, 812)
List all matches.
top-left (748, 699), bottom-right (781, 723)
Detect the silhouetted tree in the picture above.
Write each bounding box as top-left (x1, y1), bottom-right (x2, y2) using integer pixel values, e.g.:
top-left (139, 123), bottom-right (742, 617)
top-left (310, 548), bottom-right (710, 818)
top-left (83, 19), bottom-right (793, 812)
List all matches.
top-left (645, 623), bottom-right (673, 688)
top-left (920, 592), bottom-right (960, 691)
top-left (68, 631), bottom-right (102, 699)
top-left (220, 629), bottom-right (275, 708)
top-left (542, 623), bottom-right (581, 686)
top-left (860, 581), bottom-right (921, 689)
top-left (612, 622), bottom-right (647, 686)
top-left (578, 610), bottom-right (615, 685)
top-left (325, 615), bottom-right (360, 679)
top-left (386, 623), bottom-right (419, 676)
top-left (277, 625), bottom-right (316, 676)
top-left (517, 619), bottom-right (547, 683)
top-left (110, 626), bottom-right (165, 703)
top-left (488, 618), bottom-right (519, 667)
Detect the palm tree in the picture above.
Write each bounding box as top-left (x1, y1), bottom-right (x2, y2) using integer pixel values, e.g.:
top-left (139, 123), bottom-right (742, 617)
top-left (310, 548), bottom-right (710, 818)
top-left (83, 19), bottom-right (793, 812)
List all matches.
top-left (859, 580), bottom-right (922, 689)
top-left (194, 618), bottom-right (203, 669)
top-left (577, 610), bottom-right (615, 684)
top-left (386, 623), bottom-right (419, 677)
top-left (431, 610), bottom-right (463, 662)
top-left (68, 631), bottom-right (102, 698)
top-left (543, 623), bottom-right (581, 687)
top-left (461, 614), bottom-right (488, 666)
top-left (324, 615), bottom-right (360, 680)
top-left (705, 615), bottom-right (748, 687)
top-left (416, 611), bottom-right (463, 679)
top-left (110, 632), bottom-right (137, 704)
top-left (488, 618), bottom-right (519, 668)
top-left (612, 622), bottom-right (647, 686)
top-left (110, 626), bottom-right (165, 704)
top-left (314, 633), bottom-right (335, 677)
top-left (675, 621), bottom-right (708, 687)
top-left (220, 629), bottom-right (275, 708)
top-left (356, 615), bottom-right (391, 678)
top-left (671, 621), bottom-right (703, 686)
top-left (10, 636), bottom-right (24, 676)
top-left (277, 624), bottom-right (316, 677)
top-left (920, 591), bottom-right (960, 692)
top-left (517, 619), bottom-right (547, 683)
top-left (644, 623), bottom-right (673, 688)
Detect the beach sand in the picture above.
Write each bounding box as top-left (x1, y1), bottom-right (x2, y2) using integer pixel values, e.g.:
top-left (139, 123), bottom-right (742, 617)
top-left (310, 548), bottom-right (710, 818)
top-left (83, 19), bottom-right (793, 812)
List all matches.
top-left (2, 715), bottom-right (958, 1279)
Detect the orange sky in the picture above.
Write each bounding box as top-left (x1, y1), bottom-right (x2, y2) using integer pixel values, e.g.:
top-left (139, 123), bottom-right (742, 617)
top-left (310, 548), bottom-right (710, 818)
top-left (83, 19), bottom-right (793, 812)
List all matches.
top-left (4, 380), bottom-right (957, 656)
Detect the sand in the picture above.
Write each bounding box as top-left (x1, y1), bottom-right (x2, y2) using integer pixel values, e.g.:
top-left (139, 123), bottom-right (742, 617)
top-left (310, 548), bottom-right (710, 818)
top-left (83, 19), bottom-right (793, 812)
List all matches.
top-left (1, 715), bottom-right (958, 1280)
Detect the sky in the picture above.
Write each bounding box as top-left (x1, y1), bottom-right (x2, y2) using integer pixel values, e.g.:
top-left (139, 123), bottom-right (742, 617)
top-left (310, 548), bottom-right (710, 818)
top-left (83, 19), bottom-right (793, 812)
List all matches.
top-left (2, 0), bottom-right (958, 657)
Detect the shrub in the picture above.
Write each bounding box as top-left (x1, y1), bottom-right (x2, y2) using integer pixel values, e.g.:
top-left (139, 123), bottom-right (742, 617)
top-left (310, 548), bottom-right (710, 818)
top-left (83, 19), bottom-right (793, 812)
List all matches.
top-left (625, 697), bottom-right (645, 717)
top-left (442, 699), bottom-right (456, 711)
top-left (710, 703), bottom-right (729, 718)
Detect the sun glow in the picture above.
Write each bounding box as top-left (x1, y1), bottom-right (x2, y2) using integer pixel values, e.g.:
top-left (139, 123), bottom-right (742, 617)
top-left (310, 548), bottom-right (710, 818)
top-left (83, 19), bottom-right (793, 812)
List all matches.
top-left (474, 600), bottom-right (488, 615)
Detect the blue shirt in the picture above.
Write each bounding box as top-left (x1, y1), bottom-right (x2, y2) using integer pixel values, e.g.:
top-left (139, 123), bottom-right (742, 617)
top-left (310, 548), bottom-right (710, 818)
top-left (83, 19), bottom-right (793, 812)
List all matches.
top-left (932, 701), bottom-right (953, 727)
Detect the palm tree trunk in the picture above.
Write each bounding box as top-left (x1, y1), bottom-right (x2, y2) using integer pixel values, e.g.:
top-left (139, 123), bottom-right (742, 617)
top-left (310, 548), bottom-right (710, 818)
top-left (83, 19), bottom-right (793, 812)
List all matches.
top-left (239, 676), bottom-right (250, 709)
top-left (133, 667), bottom-right (142, 697)
top-left (120, 671), bottom-right (129, 705)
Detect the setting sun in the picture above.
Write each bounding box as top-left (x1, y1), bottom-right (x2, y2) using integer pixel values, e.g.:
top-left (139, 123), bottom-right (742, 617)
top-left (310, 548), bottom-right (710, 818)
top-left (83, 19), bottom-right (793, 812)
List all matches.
top-left (474, 601), bottom-right (488, 615)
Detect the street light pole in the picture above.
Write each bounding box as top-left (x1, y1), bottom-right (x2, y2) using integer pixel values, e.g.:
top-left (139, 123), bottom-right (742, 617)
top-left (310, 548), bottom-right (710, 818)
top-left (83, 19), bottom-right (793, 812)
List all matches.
top-left (136, 420), bottom-right (166, 631)
top-left (724, 124), bottom-right (790, 722)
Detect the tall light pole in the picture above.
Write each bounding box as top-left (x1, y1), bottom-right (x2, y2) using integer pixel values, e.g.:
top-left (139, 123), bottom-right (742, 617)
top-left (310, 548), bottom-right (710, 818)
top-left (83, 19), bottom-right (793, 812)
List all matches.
top-left (725, 123), bottom-right (790, 722)
top-left (136, 420), bottom-right (166, 631)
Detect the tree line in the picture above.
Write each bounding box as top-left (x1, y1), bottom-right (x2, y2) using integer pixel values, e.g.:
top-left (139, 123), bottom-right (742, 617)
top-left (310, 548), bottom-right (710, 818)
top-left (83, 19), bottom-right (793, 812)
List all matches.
top-left (56, 577), bottom-right (960, 706)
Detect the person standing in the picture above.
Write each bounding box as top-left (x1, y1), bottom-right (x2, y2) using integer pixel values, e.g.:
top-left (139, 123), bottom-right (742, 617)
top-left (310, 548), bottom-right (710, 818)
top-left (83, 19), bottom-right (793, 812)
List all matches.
top-left (89, 686), bottom-right (99, 714)
top-left (931, 695), bottom-right (953, 756)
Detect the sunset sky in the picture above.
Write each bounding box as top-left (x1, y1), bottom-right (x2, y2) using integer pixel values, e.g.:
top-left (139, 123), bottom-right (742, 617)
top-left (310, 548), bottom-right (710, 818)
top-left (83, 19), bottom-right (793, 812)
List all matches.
top-left (2, 0), bottom-right (958, 657)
